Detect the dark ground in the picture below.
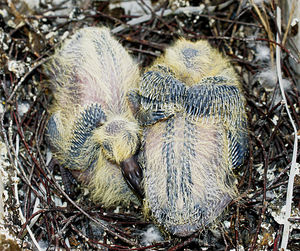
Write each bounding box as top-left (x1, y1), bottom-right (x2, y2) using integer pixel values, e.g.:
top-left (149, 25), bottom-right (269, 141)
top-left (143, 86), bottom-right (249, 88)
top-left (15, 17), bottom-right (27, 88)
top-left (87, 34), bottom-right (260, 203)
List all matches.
top-left (0, 0), bottom-right (299, 250)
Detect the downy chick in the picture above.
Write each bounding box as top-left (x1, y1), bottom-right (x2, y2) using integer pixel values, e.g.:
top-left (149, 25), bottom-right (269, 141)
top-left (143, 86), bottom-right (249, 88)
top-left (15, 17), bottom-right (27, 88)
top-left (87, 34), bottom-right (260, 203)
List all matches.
top-left (133, 39), bottom-right (248, 236)
top-left (45, 27), bottom-right (142, 206)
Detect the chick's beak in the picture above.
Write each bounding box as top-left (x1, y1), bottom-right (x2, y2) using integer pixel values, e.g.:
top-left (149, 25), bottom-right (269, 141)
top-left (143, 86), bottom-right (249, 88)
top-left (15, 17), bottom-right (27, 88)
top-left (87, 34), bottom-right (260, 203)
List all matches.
top-left (120, 156), bottom-right (143, 198)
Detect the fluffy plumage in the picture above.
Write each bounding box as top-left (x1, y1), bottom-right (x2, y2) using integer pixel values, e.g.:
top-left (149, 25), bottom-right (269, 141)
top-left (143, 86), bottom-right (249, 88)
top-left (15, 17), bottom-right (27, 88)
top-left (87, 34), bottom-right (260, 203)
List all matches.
top-left (136, 39), bottom-right (248, 236)
top-left (45, 27), bottom-right (141, 206)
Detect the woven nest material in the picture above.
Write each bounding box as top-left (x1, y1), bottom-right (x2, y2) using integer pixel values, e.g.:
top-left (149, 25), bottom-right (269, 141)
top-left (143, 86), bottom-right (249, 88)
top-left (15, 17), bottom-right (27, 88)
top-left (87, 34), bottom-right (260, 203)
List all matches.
top-left (0, 0), bottom-right (299, 250)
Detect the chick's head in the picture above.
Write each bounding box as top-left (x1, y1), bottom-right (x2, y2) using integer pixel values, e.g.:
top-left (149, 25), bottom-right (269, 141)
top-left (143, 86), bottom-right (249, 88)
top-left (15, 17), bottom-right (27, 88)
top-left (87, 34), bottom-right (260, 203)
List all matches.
top-left (93, 116), bottom-right (140, 164)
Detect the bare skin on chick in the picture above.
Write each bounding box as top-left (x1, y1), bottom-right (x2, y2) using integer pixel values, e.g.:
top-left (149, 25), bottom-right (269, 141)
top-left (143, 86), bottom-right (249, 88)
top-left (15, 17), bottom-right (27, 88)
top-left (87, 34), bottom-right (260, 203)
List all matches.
top-left (134, 39), bottom-right (248, 236)
top-left (45, 27), bottom-right (143, 206)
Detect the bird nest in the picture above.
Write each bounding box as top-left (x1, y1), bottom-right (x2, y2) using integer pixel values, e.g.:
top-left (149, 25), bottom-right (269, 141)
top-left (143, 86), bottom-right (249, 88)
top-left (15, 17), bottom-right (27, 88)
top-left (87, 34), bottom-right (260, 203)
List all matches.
top-left (0, 0), bottom-right (299, 250)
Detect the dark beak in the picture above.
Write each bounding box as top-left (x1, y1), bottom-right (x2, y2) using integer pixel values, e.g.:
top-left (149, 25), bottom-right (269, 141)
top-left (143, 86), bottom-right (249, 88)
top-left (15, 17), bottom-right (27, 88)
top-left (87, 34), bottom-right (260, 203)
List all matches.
top-left (120, 156), bottom-right (144, 198)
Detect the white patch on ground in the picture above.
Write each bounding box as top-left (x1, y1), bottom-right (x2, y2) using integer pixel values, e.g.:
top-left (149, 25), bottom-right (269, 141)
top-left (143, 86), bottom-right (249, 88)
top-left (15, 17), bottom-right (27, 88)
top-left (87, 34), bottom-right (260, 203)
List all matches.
top-left (109, 0), bottom-right (152, 15)
top-left (45, 31), bottom-right (58, 40)
top-left (7, 60), bottom-right (26, 78)
top-left (0, 28), bottom-right (9, 51)
top-left (113, 206), bottom-right (121, 214)
top-left (52, 193), bottom-right (66, 207)
top-left (24, 0), bottom-right (87, 25)
top-left (291, 17), bottom-right (299, 27)
top-left (61, 31), bottom-right (70, 41)
top-left (271, 115), bottom-right (279, 126)
top-left (45, 149), bottom-right (52, 166)
top-left (24, 0), bottom-right (76, 15)
top-left (256, 67), bottom-right (277, 90)
top-left (223, 220), bottom-right (231, 229)
top-left (38, 239), bottom-right (49, 250)
top-left (170, 0), bottom-right (190, 9)
top-left (252, 0), bottom-right (268, 5)
top-left (255, 44), bottom-right (270, 62)
top-left (17, 102), bottom-right (30, 117)
top-left (141, 225), bottom-right (163, 246)
top-left (0, 8), bottom-right (8, 18)
top-left (267, 163), bottom-right (300, 234)
top-left (230, 245), bottom-right (245, 251)
top-left (280, 79), bottom-right (292, 90)
top-left (270, 204), bottom-right (300, 230)
top-left (255, 163), bottom-right (277, 181)
top-left (256, 67), bottom-right (291, 91)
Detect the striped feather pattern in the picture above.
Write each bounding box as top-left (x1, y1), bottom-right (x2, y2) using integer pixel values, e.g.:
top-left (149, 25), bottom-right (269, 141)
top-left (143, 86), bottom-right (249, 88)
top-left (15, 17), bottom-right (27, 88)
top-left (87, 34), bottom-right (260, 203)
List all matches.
top-left (139, 38), bottom-right (248, 236)
top-left (46, 27), bottom-right (141, 207)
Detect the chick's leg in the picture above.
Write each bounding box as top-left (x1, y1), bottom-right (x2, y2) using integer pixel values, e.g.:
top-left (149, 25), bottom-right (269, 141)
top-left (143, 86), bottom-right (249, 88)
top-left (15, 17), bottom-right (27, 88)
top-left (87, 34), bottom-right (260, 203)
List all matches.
top-left (59, 165), bottom-right (78, 196)
top-left (139, 65), bottom-right (186, 110)
top-left (127, 90), bottom-right (174, 126)
top-left (131, 66), bottom-right (185, 126)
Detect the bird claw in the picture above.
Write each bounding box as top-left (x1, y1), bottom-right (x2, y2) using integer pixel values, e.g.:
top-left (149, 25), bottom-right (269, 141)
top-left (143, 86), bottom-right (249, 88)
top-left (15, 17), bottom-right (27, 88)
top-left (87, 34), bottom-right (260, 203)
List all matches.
top-left (120, 156), bottom-right (144, 198)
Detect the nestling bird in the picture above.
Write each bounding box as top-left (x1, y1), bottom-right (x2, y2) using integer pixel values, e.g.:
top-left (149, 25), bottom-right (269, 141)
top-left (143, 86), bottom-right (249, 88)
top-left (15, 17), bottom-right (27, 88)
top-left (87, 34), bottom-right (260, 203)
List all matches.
top-left (132, 38), bottom-right (248, 236)
top-left (45, 27), bottom-right (143, 206)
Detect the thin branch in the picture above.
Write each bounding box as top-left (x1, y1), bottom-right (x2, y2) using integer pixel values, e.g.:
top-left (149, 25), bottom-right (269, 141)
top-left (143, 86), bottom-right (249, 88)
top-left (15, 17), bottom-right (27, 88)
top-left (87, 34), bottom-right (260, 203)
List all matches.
top-left (112, 1), bottom-right (235, 34)
top-left (276, 6), bottom-right (299, 250)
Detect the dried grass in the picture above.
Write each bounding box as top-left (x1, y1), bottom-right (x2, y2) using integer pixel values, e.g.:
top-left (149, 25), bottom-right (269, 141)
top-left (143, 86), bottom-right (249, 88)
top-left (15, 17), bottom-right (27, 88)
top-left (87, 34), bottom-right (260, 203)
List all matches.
top-left (0, 0), bottom-right (299, 250)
